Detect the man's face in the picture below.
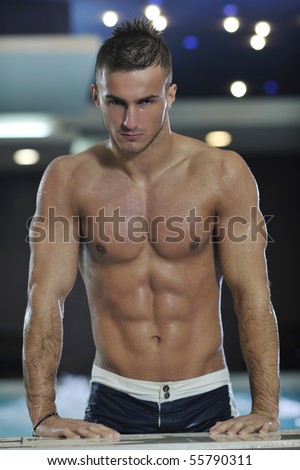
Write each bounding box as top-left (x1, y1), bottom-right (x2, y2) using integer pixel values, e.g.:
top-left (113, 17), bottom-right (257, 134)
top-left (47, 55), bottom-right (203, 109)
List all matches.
top-left (92, 66), bottom-right (176, 155)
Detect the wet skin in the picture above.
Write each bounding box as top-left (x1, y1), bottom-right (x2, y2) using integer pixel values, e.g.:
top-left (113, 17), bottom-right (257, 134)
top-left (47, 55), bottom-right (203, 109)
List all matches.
top-left (23, 66), bottom-right (280, 438)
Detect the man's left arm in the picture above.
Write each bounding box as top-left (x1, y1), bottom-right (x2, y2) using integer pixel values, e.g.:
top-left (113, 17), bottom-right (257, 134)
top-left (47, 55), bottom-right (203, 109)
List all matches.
top-left (210, 151), bottom-right (280, 435)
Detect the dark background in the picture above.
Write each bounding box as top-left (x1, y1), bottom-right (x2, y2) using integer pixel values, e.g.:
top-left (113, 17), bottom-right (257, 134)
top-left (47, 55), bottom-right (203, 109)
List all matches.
top-left (0, 0), bottom-right (299, 378)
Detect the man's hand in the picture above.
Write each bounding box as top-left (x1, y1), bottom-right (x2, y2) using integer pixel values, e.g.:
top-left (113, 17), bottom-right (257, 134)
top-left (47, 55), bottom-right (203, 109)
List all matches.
top-left (34, 415), bottom-right (120, 439)
top-left (209, 413), bottom-right (280, 435)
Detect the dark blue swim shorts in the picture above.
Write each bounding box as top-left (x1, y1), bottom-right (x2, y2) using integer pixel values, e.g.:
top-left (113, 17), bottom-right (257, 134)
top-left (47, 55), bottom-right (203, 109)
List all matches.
top-left (84, 382), bottom-right (234, 433)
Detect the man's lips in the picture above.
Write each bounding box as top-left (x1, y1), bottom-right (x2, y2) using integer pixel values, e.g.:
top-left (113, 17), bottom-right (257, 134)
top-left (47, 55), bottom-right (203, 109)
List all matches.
top-left (120, 133), bottom-right (143, 141)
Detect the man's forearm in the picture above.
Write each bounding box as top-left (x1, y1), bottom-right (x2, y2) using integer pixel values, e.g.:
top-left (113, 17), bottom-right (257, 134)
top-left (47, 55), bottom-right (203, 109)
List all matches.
top-left (238, 303), bottom-right (280, 418)
top-left (23, 297), bottom-right (63, 426)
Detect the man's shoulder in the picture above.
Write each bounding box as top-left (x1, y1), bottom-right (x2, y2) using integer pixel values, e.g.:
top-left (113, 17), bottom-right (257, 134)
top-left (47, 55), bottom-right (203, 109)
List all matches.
top-left (42, 142), bottom-right (108, 181)
top-left (180, 134), bottom-right (247, 175)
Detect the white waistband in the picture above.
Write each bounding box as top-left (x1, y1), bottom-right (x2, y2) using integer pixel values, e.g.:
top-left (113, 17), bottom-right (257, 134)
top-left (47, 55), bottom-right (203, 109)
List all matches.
top-left (91, 364), bottom-right (237, 409)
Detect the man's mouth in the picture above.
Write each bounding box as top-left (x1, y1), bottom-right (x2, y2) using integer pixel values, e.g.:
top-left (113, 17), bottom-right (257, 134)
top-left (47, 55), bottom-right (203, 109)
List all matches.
top-left (120, 133), bottom-right (143, 141)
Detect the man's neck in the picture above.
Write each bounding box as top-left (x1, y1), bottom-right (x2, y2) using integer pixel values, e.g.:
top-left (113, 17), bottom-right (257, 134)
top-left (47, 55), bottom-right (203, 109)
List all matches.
top-left (111, 128), bottom-right (176, 184)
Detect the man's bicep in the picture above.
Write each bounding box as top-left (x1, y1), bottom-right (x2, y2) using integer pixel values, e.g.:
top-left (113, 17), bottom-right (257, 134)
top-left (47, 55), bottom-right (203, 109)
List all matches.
top-left (28, 214), bottom-right (80, 299)
top-left (28, 158), bottom-right (80, 299)
top-left (217, 214), bottom-right (268, 296)
top-left (215, 154), bottom-right (269, 298)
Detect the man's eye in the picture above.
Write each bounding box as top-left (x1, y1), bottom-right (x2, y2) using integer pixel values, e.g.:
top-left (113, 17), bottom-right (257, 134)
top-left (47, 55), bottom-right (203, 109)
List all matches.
top-left (109, 99), bottom-right (123, 106)
top-left (140, 99), bottom-right (153, 105)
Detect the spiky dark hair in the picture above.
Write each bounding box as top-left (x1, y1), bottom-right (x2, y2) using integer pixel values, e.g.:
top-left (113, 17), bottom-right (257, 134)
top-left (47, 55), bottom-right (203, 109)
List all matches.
top-left (95, 17), bottom-right (172, 84)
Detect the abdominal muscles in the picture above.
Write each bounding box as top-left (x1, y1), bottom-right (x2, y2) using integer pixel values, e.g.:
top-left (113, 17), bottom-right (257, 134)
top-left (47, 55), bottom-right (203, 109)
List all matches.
top-left (81, 243), bottom-right (225, 381)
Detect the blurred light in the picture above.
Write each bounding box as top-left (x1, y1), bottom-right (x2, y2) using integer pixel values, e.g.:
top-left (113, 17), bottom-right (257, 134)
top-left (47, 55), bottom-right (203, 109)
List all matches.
top-left (230, 81), bottom-right (247, 98)
top-left (182, 35), bottom-right (199, 50)
top-left (145, 5), bottom-right (161, 20)
top-left (0, 115), bottom-right (53, 138)
top-left (255, 21), bottom-right (271, 37)
top-left (223, 17), bottom-right (240, 33)
top-left (250, 35), bottom-right (266, 50)
top-left (102, 11), bottom-right (118, 27)
top-left (223, 4), bottom-right (238, 17)
top-left (13, 149), bottom-right (40, 165)
top-left (264, 80), bottom-right (279, 95)
top-left (152, 16), bottom-right (168, 31)
top-left (70, 136), bottom-right (100, 154)
top-left (205, 131), bottom-right (232, 148)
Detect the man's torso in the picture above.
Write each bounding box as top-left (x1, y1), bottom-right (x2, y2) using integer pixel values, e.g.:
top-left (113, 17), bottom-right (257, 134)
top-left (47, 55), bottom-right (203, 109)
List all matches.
top-left (68, 135), bottom-right (227, 380)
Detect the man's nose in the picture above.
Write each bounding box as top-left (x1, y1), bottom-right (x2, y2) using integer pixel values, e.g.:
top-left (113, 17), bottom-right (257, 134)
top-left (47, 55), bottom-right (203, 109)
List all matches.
top-left (123, 106), bottom-right (138, 129)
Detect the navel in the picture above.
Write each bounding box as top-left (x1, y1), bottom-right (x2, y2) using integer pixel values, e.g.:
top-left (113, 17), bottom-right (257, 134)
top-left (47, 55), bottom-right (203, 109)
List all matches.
top-left (152, 335), bottom-right (161, 343)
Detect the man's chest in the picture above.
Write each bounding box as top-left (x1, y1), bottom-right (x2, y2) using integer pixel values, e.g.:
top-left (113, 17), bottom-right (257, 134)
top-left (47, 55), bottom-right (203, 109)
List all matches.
top-left (78, 172), bottom-right (218, 259)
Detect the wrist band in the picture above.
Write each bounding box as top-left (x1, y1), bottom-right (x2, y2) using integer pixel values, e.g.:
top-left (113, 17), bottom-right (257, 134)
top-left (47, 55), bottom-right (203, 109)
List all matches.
top-left (32, 412), bottom-right (58, 437)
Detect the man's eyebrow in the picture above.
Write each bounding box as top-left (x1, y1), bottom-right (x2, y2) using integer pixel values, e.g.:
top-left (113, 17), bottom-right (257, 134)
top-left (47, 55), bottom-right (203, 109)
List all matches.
top-left (136, 94), bottom-right (160, 102)
top-left (105, 94), bottom-right (126, 102)
top-left (104, 94), bottom-right (160, 103)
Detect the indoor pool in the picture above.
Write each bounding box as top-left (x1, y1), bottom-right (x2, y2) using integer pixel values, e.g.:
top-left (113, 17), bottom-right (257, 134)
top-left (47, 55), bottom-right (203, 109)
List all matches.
top-left (0, 372), bottom-right (299, 437)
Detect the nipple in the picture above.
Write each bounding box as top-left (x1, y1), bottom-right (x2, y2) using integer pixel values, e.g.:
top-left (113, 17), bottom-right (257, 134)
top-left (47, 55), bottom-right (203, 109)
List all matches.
top-left (190, 238), bottom-right (201, 250)
top-left (96, 243), bottom-right (106, 254)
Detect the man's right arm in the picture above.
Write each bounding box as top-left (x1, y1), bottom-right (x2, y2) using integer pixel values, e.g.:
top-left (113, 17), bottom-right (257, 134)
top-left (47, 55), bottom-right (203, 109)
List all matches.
top-left (23, 156), bottom-right (119, 438)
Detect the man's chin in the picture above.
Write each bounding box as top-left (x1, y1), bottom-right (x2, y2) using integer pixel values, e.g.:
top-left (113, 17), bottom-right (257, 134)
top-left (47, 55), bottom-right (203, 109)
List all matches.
top-left (112, 126), bottom-right (164, 156)
top-left (118, 142), bottom-right (149, 156)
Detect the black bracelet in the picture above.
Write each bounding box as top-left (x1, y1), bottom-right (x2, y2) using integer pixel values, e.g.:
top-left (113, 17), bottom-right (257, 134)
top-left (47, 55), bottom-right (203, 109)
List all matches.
top-left (32, 412), bottom-right (59, 437)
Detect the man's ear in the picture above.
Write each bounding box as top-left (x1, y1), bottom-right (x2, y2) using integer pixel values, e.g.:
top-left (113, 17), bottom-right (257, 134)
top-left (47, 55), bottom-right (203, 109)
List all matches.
top-left (167, 83), bottom-right (177, 110)
top-left (91, 83), bottom-right (100, 107)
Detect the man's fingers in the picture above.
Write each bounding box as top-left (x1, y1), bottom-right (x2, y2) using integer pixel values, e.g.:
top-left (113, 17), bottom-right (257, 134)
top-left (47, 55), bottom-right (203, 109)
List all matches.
top-left (209, 419), bottom-right (234, 434)
top-left (61, 428), bottom-right (82, 439)
top-left (85, 423), bottom-right (120, 438)
top-left (36, 418), bottom-right (120, 439)
top-left (257, 421), bottom-right (276, 434)
top-left (210, 415), bottom-right (280, 435)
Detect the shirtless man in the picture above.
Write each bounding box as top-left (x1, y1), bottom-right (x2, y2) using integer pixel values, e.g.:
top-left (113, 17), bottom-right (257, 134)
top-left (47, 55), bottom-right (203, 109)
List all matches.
top-left (23, 18), bottom-right (280, 438)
